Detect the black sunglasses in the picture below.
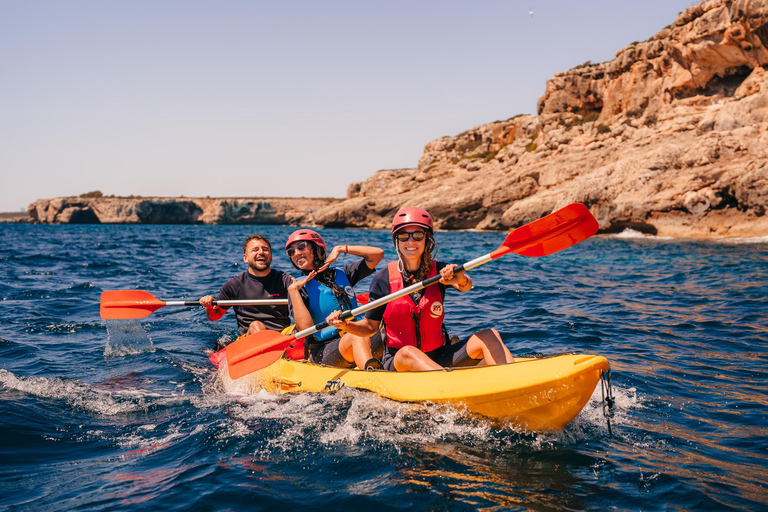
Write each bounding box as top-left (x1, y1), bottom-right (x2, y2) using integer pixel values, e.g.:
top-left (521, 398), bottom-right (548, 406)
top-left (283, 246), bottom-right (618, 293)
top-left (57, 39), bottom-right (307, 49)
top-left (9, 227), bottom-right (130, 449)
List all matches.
top-left (286, 241), bottom-right (310, 256)
top-left (395, 231), bottom-right (426, 242)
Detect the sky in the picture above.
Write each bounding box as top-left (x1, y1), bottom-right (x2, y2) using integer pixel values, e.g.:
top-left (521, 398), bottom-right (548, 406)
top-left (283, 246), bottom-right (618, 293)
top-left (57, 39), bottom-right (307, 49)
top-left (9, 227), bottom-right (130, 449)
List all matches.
top-left (1, 0), bottom-right (700, 212)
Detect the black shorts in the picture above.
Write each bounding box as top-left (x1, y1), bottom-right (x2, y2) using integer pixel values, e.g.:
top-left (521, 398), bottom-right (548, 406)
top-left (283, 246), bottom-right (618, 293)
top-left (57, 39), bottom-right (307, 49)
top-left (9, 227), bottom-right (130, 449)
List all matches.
top-left (380, 336), bottom-right (482, 372)
top-left (308, 336), bottom-right (354, 368)
top-left (307, 332), bottom-right (384, 368)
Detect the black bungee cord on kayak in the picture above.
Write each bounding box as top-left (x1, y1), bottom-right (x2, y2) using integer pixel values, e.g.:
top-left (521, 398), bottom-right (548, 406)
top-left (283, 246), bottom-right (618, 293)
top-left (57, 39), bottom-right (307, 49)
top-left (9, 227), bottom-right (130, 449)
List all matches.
top-left (600, 369), bottom-right (616, 436)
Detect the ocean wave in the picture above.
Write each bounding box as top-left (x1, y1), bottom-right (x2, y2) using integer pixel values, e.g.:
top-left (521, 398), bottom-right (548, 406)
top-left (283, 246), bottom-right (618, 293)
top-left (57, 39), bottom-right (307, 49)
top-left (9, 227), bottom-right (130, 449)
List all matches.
top-left (0, 368), bottom-right (187, 416)
top-left (714, 235), bottom-right (768, 244)
top-left (609, 229), bottom-right (675, 240)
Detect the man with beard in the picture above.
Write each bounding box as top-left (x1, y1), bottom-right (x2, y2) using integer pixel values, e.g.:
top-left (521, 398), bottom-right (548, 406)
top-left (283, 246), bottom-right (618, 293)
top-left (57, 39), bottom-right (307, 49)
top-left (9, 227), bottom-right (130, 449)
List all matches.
top-left (199, 234), bottom-right (293, 349)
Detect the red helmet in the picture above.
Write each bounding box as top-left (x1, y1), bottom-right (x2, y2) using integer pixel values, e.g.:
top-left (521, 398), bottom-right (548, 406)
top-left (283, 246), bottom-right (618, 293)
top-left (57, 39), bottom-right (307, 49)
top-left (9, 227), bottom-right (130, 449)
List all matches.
top-left (391, 207), bottom-right (433, 234)
top-left (285, 229), bottom-right (326, 254)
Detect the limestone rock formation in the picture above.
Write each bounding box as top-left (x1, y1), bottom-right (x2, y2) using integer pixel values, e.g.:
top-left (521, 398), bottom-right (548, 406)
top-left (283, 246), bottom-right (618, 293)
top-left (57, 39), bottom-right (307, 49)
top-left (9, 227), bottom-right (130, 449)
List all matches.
top-left (311, 0), bottom-right (768, 237)
top-left (27, 196), bottom-right (337, 225)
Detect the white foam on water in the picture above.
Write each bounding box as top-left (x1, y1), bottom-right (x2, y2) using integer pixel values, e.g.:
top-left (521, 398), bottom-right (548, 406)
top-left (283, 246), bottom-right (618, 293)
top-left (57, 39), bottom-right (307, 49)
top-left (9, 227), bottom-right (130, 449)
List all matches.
top-left (113, 422), bottom-right (208, 451)
top-left (319, 390), bottom-right (494, 448)
top-left (0, 368), bottom-right (187, 417)
top-left (714, 235), bottom-right (768, 244)
top-left (610, 229), bottom-right (768, 244)
top-left (222, 386), bottom-right (505, 456)
top-left (104, 320), bottom-right (154, 357)
top-left (554, 383), bottom-right (643, 443)
top-left (609, 229), bottom-right (674, 240)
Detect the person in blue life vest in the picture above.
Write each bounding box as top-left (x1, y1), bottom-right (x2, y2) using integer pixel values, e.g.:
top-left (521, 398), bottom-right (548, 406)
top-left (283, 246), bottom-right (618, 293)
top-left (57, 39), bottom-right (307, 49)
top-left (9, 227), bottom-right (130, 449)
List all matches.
top-left (285, 229), bottom-right (385, 370)
top-left (199, 234), bottom-right (293, 350)
top-left (325, 207), bottom-right (515, 372)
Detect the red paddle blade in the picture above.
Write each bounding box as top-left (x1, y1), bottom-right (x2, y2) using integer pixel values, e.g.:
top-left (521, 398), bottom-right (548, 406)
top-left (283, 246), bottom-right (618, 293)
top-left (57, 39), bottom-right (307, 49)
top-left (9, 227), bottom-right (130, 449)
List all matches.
top-left (99, 290), bottom-right (166, 319)
top-left (226, 330), bottom-right (295, 379)
top-left (356, 293), bottom-right (369, 305)
top-left (492, 203), bottom-right (598, 259)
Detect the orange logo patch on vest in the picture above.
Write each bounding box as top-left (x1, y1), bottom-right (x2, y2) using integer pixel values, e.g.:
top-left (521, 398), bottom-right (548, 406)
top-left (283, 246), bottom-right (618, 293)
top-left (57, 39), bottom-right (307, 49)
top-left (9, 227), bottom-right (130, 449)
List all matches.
top-left (430, 301), bottom-right (443, 318)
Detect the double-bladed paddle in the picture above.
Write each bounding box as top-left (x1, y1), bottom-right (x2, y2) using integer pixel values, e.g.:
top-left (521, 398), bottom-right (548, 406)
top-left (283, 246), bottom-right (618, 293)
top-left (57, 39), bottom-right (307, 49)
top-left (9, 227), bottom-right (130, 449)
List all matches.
top-left (224, 202), bottom-right (599, 380)
top-left (99, 290), bottom-right (288, 320)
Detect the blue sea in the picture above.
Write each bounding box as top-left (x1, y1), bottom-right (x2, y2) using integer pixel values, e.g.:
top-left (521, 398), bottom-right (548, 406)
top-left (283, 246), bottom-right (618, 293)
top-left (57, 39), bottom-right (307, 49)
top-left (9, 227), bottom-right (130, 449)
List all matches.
top-left (1, 223), bottom-right (766, 511)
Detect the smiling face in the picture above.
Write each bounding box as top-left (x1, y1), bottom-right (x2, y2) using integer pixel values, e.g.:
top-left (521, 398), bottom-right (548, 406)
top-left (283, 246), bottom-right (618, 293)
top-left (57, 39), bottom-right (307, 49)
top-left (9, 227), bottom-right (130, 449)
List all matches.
top-left (395, 227), bottom-right (427, 269)
top-left (287, 241), bottom-right (317, 271)
top-left (243, 239), bottom-right (273, 276)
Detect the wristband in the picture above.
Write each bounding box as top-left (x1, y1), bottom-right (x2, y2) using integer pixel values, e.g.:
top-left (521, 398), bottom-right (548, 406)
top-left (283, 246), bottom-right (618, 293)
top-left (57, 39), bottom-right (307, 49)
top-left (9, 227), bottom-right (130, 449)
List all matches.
top-left (345, 244), bottom-right (348, 254)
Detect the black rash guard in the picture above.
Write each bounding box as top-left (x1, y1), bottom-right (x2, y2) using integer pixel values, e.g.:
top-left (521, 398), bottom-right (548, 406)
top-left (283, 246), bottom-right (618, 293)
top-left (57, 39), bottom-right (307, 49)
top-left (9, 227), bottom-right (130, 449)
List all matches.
top-left (217, 269), bottom-right (293, 335)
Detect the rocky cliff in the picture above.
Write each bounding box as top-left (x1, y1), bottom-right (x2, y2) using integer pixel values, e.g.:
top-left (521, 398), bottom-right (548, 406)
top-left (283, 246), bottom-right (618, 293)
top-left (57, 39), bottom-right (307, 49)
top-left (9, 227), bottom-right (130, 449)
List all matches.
top-left (25, 0), bottom-right (768, 237)
top-left (310, 0), bottom-right (768, 237)
top-left (27, 196), bottom-right (337, 225)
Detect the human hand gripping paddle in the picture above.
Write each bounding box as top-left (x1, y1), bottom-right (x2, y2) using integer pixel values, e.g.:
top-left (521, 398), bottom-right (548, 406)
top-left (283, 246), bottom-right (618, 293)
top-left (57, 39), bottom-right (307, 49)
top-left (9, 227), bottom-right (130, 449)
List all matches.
top-left (224, 202), bottom-right (599, 380)
top-left (99, 290), bottom-right (288, 320)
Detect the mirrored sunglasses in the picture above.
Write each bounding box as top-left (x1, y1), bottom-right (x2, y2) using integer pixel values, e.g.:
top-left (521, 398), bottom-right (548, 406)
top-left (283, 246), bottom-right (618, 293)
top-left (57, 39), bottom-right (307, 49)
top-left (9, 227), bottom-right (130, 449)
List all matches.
top-left (286, 240), bottom-right (310, 256)
top-left (395, 231), bottom-right (426, 242)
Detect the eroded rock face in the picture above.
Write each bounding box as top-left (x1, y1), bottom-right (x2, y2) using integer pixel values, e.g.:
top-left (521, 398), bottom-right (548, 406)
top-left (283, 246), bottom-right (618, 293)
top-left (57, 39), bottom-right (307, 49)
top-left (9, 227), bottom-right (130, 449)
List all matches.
top-left (309, 0), bottom-right (768, 238)
top-left (27, 197), bottom-right (337, 225)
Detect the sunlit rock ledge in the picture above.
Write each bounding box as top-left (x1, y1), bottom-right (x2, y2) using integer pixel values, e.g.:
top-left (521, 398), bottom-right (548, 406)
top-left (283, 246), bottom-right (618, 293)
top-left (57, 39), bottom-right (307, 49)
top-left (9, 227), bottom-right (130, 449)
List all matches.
top-left (26, 196), bottom-right (338, 225)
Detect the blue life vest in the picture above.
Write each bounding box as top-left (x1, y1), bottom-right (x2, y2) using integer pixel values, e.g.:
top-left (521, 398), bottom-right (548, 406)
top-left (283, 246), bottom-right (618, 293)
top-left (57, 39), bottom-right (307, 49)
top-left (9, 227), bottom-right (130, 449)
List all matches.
top-left (303, 268), bottom-right (361, 342)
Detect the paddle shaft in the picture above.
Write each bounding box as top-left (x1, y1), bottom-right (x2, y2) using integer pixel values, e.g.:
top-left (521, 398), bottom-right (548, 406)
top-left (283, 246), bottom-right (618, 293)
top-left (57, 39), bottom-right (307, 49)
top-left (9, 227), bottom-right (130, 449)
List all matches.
top-left (104, 299), bottom-right (287, 308)
top-left (169, 299), bottom-right (287, 307)
top-left (289, 206), bottom-right (593, 340)
top-left (291, 260), bottom-right (481, 341)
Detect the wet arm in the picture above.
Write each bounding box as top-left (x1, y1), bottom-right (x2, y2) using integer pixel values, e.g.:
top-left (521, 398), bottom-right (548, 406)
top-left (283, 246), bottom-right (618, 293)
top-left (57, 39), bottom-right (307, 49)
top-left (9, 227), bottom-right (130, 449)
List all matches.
top-left (288, 282), bottom-right (314, 331)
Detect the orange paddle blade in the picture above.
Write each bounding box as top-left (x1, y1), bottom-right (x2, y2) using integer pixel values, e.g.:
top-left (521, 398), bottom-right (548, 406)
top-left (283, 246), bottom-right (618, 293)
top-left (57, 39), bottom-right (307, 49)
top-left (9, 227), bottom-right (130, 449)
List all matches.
top-left (226, 330), bottom-right (295, 379)
top-left (227, 348), bottom-right (286, 380)
top-left (492, 203), bottom-right (598, 259)
top-left (100, 290), bottom-right (166, 319)
top-left (356, 293), bottom-right (369, 305)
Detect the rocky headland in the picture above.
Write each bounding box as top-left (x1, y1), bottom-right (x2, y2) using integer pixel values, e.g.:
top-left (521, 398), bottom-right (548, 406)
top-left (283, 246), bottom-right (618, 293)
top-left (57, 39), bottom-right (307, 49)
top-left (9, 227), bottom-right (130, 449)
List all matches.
top-left (26, 196), bottom-right (338, 225)
top-left (22, 0), bottom-right (768, 237)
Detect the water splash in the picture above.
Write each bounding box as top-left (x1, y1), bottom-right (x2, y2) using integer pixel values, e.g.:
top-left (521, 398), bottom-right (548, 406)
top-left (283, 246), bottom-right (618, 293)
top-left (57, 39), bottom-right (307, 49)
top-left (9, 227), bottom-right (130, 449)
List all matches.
top-left (610, 229), bottom-right (674, 240)
top-left (0, 368), bottom-right (180, 416)
top-left (104, 320), bottom-right (154, 357)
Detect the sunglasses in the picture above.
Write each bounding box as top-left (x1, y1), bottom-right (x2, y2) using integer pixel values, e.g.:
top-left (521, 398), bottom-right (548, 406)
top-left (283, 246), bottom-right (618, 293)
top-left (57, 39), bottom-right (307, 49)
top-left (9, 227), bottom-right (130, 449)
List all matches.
top-left (286, 241), bottom-right (310, 256)
top-left (395, 231), bottom-right (426, 242)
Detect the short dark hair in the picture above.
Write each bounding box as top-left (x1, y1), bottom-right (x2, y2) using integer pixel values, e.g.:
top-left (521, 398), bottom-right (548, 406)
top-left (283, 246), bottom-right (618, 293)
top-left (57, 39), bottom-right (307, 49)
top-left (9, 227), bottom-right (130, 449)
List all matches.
top-left (243, 234), bottom-right (271, 253)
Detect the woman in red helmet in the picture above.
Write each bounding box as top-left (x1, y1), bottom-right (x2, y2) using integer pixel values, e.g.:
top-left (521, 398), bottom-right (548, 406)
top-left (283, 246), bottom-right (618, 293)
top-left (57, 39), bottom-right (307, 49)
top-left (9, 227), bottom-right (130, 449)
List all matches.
top-left (285, 229), bottom-right (385, 370)
top-left (326, 207), bottom-right (514, 372)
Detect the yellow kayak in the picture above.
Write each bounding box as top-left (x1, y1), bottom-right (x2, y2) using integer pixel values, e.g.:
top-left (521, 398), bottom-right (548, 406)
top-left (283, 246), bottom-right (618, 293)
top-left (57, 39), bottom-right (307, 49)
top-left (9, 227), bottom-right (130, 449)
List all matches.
top-left (218, 353), bottom-right (610, 431)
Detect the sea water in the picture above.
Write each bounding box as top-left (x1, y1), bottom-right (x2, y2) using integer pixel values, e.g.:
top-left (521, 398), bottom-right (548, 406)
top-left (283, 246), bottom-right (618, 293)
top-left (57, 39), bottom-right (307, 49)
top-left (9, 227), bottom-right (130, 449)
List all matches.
top-left (0, 223), bottom-right (766, 511)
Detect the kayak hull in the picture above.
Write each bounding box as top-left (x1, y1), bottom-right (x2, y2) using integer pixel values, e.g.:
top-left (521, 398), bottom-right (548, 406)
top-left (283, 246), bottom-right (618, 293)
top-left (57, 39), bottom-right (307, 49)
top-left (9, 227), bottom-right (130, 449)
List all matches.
top-left (218, 353), bottom-right (609, 431)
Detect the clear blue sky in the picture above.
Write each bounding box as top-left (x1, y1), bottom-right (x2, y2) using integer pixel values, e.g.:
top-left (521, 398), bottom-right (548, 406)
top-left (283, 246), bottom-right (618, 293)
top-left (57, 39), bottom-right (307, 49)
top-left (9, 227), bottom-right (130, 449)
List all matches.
top-left (1, 0), bottom-right (698, 212)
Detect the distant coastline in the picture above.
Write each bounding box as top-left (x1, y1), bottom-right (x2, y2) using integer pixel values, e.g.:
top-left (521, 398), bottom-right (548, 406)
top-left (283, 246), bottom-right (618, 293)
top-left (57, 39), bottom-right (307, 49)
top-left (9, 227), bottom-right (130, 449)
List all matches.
top-left (22, 195), bottom-right (341, 226)
top-left (0, 211), bottom-right (27, 223)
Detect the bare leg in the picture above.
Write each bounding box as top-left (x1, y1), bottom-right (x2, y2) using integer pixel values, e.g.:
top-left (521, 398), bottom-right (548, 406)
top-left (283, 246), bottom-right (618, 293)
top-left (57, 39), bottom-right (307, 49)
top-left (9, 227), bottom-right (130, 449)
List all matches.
top-left (393, 345), bottom-right (443, 372)
top-left (466, 328), bottom-right (514, 365)
top-left (246, 321), bottom-right (268, 335)
top-left (339, 334), bottom-right (374, 368)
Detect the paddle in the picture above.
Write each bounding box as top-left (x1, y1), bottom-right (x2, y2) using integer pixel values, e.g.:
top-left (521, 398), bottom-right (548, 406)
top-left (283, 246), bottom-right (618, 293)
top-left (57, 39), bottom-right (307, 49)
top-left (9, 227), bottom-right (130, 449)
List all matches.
top-left (207, 292), bottom-right (371, 368)
top-left (224, 202), bottom-right (599, 379)
top-left (100, 290), bottom-right (288, 320)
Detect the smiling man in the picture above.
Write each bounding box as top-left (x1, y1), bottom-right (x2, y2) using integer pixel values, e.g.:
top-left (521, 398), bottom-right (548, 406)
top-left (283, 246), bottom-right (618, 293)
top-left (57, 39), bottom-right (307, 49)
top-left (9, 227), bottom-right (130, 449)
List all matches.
top-left (200, 234), bottom-right (293, 348)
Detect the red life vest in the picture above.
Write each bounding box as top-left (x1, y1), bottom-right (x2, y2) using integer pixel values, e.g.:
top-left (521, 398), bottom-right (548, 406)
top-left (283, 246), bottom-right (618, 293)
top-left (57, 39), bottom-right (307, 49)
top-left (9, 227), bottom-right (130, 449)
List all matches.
top-left (382, 260), bottom-right (446, 352)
